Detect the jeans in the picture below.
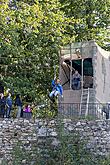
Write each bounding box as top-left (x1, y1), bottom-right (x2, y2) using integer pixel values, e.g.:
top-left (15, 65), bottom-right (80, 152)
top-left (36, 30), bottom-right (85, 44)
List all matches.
top-left (49, 90), bottom-right (60, 97)
top-left (0, 108), bottom-right (5, 118)
top-left (72, 81), bottom-right (81, 90)
top-left (16, 106), bottom-right (22, 118)
top-left (6, 106), bottom-right (12, 118)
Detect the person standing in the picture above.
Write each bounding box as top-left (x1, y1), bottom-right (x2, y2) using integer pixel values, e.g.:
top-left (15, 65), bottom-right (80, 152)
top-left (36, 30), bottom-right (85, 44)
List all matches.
top-left (6, 93), bottom-right (12, 118)
top-left (0, 93), bottom-right (6, 118)
top-left (14, 94), bottom-right (22, 118)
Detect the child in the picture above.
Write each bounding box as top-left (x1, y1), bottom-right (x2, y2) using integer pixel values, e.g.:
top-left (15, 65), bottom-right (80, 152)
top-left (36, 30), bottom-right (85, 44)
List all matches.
top-left (23, 104), bottom-right (32, 119)
top-left (49, 79), bottom-right (63, 102)
top-left (23, 104), bottom-right (31, 113)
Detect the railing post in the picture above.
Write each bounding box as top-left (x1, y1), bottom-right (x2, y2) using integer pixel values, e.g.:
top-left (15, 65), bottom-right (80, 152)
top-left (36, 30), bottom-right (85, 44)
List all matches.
top-left (79, 89), bottom-right (83, 116)
top-left (81, 59), bottom-right (84, 90)
top-left (79, 58), bottom-right (84, 116)
top-left (70, 43), bottom-right (72, 89)
top-left (85, 88), bottom-right (89, 117)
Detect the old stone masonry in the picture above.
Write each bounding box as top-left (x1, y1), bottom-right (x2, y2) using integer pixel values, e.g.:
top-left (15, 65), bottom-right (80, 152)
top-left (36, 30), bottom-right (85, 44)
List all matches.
top-left (0, 118), bottom-right (110, 164)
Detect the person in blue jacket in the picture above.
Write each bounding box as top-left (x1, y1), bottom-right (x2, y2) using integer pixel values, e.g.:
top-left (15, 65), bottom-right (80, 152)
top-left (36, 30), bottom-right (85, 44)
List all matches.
top-left (49, 79), bottom-right (63, 101)
top-left (6, 93), bottom-right (12, 118)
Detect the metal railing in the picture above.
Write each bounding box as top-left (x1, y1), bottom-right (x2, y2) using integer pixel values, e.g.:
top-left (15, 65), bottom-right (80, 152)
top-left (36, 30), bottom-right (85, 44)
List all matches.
top-left (12, 102), bottom-right (109, 120)
top-left (58, 103), bottom-right (107, 120)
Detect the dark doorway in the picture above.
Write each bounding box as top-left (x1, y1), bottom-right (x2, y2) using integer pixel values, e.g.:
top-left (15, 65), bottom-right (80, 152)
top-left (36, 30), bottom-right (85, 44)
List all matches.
top-left (72, 59), bottom-right (82, 75)
top-left (64, 58), bottom-right (93, 88)
top-left (83, 58), bottom-right (93, 76)
top-left (83, 58), bottom-right (93, 88)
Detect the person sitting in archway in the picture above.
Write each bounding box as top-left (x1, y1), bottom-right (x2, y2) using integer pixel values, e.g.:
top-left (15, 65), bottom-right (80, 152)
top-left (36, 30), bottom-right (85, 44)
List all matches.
top-left (72, 70), bottom-right (81, 90)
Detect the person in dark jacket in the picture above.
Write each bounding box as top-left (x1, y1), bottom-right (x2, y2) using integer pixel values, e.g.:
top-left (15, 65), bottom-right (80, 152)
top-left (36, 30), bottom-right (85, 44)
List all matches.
top-left (0, 93), bottom-right (6, 118)
top-left (0, 82), bottom-right (4, 94)
top-left (72, 70), bottom-right (81, 90)
top-left (15, 94), bottom-right (22, 118)
top-left (6, 93), bottom-right (12, 118)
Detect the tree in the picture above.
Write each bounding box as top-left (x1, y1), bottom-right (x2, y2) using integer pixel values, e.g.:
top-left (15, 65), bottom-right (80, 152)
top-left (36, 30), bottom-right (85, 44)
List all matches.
top-left (0, 0), bottom-right (72, 102)
top-left (60, 0), bottom-right (110, 50)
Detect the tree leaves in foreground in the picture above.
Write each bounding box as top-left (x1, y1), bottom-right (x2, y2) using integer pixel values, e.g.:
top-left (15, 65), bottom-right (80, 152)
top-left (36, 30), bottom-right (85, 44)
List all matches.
top-left (0, 0), bottom-right (72, 102)
top-left (60, 0), bottom-right (110, 50)
top-left (0, 0), bottom-right (110, 102)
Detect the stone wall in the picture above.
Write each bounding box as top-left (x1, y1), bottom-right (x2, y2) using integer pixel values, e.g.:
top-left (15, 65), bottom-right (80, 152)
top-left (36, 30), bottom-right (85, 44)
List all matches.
top-left (0, 118), bottom-right (110, 164)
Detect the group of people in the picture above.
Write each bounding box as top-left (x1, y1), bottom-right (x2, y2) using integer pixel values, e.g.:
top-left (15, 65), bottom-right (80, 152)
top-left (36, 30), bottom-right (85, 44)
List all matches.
top-left (0, 92), bottom-right (13, 118)
top-left (0, 72), bottom-right (81, 118)
top-left (0, 78), bottom-right (64, 118)
top-left (0, 92), bottom-right (32, 118)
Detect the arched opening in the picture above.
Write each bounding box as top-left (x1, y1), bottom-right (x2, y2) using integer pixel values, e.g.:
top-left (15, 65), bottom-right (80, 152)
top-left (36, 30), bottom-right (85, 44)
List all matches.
top-left (61, 57), bottom-right (93, 89)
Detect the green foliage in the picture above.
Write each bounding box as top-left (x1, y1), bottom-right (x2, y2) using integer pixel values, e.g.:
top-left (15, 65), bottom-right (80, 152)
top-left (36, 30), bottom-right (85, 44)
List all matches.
top-left (32, 105), bottom-right (54, 119)
top-left (60, 0), bottom-right (110, 50)
top-left (0, 0), bottom-right (72, 102)
top-left (0, 0), bottom-right (110, 104)
top-left (32, 99), bottom-right (58, 119)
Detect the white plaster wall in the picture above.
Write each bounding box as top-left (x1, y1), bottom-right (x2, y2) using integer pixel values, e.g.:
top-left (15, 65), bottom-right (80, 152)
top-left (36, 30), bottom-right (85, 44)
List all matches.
top-left (95, 45), bottom-right (110, 103)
